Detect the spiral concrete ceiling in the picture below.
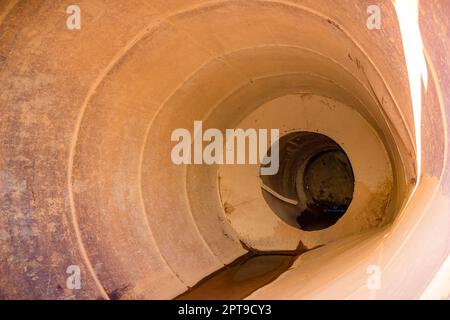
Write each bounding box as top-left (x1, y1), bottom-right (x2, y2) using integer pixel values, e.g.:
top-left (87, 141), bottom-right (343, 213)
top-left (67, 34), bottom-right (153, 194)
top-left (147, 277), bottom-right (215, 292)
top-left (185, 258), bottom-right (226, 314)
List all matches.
top-left (0, 0), bottom-right (449, 299)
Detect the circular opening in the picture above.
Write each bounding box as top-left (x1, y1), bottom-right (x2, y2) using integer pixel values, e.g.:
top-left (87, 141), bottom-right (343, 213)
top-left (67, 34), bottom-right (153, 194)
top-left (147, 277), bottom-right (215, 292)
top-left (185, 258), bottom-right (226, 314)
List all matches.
top-left (260, 131), bottom-right (354, 231)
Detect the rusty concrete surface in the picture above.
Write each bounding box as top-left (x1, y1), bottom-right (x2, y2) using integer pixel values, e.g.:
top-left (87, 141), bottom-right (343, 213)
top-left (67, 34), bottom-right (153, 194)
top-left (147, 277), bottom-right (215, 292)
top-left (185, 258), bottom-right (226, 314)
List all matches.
top-left (0, 0), bottom-right (449, 299)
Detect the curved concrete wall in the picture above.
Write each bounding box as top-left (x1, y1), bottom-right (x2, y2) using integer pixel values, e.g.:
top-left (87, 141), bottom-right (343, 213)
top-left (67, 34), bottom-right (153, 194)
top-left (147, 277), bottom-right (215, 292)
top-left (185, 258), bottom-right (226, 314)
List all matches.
top-left (0, 0), bottom-right (448, 299)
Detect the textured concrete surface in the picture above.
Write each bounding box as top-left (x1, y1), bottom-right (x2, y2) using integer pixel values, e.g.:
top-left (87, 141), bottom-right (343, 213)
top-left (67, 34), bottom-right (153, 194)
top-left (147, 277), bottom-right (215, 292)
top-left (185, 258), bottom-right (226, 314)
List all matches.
top-left (0, 0), bottom-right (449, 299)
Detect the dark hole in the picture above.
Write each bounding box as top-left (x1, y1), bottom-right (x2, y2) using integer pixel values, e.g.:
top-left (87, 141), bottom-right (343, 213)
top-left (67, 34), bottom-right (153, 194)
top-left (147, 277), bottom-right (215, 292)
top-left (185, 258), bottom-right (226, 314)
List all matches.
top-left (298, 149), bottom-right (354, 230)
top-left (260, 131), bottom-right (354, 231)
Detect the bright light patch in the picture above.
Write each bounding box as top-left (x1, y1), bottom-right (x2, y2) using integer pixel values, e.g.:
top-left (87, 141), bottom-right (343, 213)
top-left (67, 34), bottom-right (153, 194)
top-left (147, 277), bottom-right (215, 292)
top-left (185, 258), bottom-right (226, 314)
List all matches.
top-left (395, 0), bottom-right (428, 185)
